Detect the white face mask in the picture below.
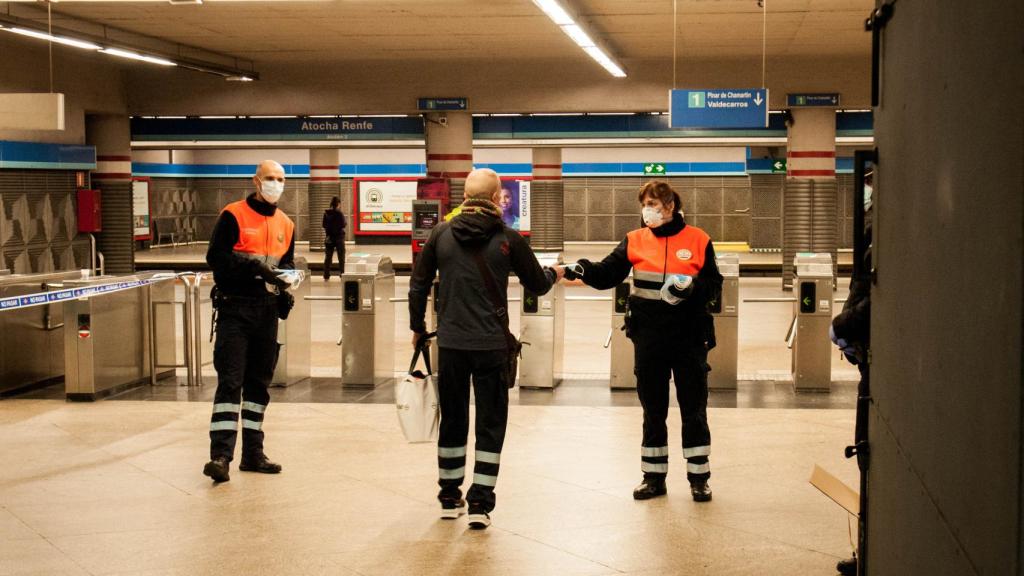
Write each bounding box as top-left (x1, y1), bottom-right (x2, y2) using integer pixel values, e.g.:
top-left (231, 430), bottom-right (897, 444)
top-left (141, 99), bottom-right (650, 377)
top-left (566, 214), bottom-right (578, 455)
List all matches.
top-left (260, 179), bottom-right (284, 204)
top-left (642, 206), bottom-right (665, 227)
top-left (863, 184), bottom-right (873, 210)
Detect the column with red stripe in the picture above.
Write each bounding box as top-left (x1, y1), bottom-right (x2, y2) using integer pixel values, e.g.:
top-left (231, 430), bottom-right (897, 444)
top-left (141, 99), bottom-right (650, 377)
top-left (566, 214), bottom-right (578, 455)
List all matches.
top-left (424, 111), bottom-right (473, 206)
top-left (86, 115), bottom-right (135, 273)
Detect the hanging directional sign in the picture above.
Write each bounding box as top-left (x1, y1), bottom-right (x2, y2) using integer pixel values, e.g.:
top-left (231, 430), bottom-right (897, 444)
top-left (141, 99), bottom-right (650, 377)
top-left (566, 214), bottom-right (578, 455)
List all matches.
top-left (417, 97), bottom-right (468, 111)
top-left (669, 89), bottom-right (769, 129)
top-left (642, 163), bottom-right (666, 175)
top-left (771, 158), bottom-right (787, 173)
top-left (787, 93), bottom-right (840, 107)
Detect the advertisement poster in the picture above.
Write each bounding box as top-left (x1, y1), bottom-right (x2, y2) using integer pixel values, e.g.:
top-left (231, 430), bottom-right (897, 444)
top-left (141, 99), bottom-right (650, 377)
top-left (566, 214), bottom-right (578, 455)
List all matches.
top-left (355, 178), bottom-right (418, 235)
top-left (131, 178), bottom-right (151, 240)
top-left (499, 179), bottom-right (531, 233)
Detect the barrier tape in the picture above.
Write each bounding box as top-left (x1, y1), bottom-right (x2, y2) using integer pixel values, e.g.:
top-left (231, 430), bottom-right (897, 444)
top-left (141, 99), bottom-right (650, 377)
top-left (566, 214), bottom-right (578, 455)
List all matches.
top-left (0, 273), bottom-right (179, 313)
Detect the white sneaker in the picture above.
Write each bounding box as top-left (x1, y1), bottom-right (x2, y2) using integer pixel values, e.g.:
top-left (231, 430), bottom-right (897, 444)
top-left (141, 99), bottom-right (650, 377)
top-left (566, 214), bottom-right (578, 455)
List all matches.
top-left (467, 505), bottom-right (491, 529)
top-left (440, 498), bottom-right (465, 519)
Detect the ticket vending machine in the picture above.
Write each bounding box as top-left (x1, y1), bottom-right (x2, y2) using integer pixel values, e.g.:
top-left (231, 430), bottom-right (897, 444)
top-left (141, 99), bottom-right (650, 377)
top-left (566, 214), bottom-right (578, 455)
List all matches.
top-left (411, 199), bottom-right (442, 268)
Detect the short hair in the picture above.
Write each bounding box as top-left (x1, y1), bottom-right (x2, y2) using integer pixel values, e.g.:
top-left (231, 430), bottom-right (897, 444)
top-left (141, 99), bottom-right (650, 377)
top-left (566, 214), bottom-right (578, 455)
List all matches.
top-left (637, 180), bottom-right (682, 212)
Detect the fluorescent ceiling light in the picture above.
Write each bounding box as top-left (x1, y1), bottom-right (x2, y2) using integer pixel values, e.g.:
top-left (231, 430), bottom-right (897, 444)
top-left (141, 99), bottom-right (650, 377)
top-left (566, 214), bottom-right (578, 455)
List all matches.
top-left (531, 0), bottom-right (626, 78)
top-left (583, 46), bottom-right (626, 77)
top-left (561, 24), bottom-right (595, 48)
top-left (101, 48), bottom-right (177, 66)
top-left (532, 0), bottom-right (573, 26)
top-left (4, 26), bottom-right (101, 50)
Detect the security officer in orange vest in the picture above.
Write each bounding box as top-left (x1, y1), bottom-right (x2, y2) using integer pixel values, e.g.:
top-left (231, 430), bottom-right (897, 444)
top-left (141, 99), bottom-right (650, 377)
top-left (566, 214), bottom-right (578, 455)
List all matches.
top-left (558, 180), bottom-right (723, 502)
top-left (203, 160), bottom-right (295, 483)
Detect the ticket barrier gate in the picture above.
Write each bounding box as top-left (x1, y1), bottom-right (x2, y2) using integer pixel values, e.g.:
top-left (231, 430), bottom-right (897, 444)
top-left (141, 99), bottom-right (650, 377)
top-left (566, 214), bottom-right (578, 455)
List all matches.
top-left (340, 254), bottom-right (395, 387)
top-left (272, 258), bottom-right (311, 387)
top-left (708, 254), bottom-right (740, 390)
top-left (518, 252), bottom-right (565, 389)
top-left (64, 273), bottom-right (177, 401)
top-left (606, 281), bottom-right (635, 390)
top-left (791, 253), bottom-right (834, 391)
top-left (0, 270), bottom-right (94, 396)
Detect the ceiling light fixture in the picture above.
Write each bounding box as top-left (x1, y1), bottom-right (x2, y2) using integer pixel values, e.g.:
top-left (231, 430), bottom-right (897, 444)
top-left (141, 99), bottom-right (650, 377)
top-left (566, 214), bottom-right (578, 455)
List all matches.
top-left (3, 25), bottom-right (102, 50)
top-left (0, 16), bottom-right (258, 80)
top-left (100, 47), bottom-right (177, 66)
top-left (531, 0), bottom-right (626, 78)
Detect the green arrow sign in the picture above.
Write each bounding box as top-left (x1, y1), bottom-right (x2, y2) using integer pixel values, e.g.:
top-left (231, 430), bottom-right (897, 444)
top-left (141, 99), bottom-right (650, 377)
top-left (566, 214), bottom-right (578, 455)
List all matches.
top-left (643, 163), bottom-right (666, 175)
top-left (771, 159), bottom-right (787, 173)
top-left (616, 297), bottom-right (626, 307)
top-left (802, 296), bottom-right (812, 307)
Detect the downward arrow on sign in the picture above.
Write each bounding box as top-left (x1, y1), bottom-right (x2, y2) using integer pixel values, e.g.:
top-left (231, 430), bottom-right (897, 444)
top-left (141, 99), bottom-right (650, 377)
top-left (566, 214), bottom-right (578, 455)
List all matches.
top-left (754, 94), bottom-right (764, 106)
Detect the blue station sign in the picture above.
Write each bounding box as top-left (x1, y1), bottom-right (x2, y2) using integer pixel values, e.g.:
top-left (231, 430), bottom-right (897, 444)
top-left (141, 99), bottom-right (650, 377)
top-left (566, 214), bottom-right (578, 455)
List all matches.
top-left (669, 89), bottom-right (769, 129)
top-left (417, 97), bottom-right (468, 111)
top-left (787, 93), bottom-right (841, 107)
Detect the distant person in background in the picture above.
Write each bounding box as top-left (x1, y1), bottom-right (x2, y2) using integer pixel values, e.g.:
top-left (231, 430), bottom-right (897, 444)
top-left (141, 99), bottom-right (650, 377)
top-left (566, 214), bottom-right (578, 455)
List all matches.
top-left (322, 196), bottom-right (346, 281)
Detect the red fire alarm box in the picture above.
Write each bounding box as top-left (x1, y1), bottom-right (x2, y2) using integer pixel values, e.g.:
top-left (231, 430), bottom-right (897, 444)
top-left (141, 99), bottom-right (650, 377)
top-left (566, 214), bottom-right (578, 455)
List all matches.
top-left (77, 189), bottom-right (102, 233)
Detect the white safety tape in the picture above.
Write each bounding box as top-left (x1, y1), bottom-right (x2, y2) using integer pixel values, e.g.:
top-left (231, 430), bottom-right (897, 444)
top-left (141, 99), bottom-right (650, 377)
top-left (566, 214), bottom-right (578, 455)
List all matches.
top-left (0, 273), bottom-right (177, 313)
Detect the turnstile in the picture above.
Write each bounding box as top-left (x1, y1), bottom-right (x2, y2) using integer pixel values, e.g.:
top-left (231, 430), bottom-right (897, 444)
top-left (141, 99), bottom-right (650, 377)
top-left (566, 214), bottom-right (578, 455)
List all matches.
top-left (791, 253), bottom-right (834, 391)
top-left (0, 270), bottom-right (90, 395)
top-left (273, 258), bottom-right (311, 387)
top-left (64, 273), bottom-right (176, 401)
top-left (341, 254), bottom-right (395, 387)
top-left (608, 281), bottom-right (635, 389)
top-left (518, 252), bottom-right (564, 389)
top-left (708, 253), bottom-right (740, 390)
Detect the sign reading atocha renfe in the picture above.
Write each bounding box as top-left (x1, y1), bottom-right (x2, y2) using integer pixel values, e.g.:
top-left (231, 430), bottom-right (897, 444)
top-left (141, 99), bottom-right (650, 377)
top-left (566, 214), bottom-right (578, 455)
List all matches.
top-left (130, 116), bottom-right (425, 141)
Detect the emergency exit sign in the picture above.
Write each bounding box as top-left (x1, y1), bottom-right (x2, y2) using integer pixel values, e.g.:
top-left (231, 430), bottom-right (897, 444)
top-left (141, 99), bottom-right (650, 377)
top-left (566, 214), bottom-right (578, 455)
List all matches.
top-left (643, 163), bottom-right (666, 175)
top-left (771, 159), bottom-right (787, 173)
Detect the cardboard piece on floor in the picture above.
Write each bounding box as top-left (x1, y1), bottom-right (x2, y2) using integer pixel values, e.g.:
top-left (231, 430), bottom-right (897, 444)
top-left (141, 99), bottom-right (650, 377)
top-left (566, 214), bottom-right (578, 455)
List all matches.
top-left (809, 464), bottom-right (859, 516)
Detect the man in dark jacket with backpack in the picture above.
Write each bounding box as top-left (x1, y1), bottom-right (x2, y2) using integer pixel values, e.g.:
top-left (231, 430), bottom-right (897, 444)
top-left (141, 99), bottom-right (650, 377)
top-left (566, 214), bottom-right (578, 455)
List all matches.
top-left (321, 196), bottom-right (346, 280)
top-left (409, 168), bottom-right (561, 530)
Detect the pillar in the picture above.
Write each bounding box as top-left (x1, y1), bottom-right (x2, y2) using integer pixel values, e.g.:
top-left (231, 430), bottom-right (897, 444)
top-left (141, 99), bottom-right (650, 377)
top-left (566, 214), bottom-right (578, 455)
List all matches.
top-left (782, 108), bottom-right (838, 288)
top-left (424, 111), bottom-right (472, 208)
top-left (86, 114), bottom-right (134, 274)
top-left (308, 149), bottom-right (341, 250)
top-left (531, 148), bottom-right (564, 251)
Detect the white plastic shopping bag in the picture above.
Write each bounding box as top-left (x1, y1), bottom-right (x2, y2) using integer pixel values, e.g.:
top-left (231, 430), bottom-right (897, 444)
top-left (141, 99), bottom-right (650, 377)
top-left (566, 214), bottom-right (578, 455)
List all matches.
top-left (396, 336), bottom-right (438, 443)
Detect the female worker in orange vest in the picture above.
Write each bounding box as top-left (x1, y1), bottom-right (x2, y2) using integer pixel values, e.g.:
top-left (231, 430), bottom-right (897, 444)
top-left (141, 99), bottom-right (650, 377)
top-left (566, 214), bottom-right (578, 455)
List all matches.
top-left (558, 180), bottom-right (723, 502)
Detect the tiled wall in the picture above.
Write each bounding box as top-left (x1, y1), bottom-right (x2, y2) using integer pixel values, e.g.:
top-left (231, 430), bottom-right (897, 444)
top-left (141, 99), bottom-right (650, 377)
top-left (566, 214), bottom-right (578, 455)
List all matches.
top-left (0, 170), bottom-right (91, 273)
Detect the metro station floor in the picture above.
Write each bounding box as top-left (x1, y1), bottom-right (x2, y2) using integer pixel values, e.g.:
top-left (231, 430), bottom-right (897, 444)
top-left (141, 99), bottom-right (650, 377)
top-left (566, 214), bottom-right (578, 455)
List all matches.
top-left (1, 400), bottom-right (858, 575)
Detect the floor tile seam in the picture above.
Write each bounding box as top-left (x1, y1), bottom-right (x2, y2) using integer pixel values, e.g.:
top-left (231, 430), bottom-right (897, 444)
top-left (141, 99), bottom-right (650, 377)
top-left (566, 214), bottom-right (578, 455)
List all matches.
top-left (1, 502), bottom-right (46, 541)
top-left (489, 526), bottom-right (629, 574)
top-left (679, 514), bottom-right (848, 559)
top-left (7, 507), bottom-right (100, 576)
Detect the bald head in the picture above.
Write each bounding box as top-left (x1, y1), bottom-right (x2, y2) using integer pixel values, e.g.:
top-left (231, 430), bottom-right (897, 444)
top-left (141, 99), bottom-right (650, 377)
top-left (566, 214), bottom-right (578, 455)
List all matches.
top-left (464, 168), bottom-right (502, 202)
top-left (253, 160), bottom-right (286, 204)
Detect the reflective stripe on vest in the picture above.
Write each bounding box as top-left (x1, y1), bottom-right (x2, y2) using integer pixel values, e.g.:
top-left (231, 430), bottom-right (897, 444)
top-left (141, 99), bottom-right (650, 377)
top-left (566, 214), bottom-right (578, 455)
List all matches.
top-left (223, 200), bottom-right (295, 267)
top-left (626, 224), bottom-right (710, 300)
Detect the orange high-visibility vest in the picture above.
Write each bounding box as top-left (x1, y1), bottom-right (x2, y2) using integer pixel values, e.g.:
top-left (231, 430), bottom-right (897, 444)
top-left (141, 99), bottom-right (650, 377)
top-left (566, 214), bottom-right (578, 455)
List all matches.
top-left (223, 199), bottom-right (294, 267)
top-left (626, 223), bottom-right (710, 299)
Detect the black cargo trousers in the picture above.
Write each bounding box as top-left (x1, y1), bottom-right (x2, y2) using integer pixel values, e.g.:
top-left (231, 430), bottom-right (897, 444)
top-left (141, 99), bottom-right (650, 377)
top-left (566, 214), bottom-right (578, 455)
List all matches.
top-left (209, 295), bottom-right (280, 462)
top-left (435, 347), bottom-right (509, 513)
top-left (631, 329), bottom-right (712, 485)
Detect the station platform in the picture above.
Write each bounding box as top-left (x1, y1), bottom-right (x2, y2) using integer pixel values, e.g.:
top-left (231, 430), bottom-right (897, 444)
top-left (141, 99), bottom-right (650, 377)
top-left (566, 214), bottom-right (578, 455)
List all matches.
top-left (135, 242), bottom-right (854, 276)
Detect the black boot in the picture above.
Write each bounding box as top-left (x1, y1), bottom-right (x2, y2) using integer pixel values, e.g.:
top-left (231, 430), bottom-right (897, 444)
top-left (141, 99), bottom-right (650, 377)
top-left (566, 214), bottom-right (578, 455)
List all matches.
top-left (632, 478), bottom-right (667, 500)
top-left (203, 456), bottom-right (230, 483)
top-left (690, 480), bottom-right (712, 502)
top-left (239, 454), bottom-right (282, 474)
top-left (836, 556), bottom-right (857, 575)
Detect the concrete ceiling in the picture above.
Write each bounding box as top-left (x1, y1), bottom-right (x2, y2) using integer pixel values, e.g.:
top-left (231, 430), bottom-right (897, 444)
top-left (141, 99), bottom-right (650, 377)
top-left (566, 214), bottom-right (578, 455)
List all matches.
top-left (20, 0), bottom-right (872, 65)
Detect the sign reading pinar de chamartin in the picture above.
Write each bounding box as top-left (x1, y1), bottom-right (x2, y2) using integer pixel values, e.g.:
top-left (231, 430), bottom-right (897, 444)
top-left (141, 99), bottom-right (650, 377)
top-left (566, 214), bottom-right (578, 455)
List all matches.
top-left (669, 89), bottom-right (769, 129)
top-left (417, 98), bottom-right (468, 111)
top-left (787, 93), bottom-right (840, 107)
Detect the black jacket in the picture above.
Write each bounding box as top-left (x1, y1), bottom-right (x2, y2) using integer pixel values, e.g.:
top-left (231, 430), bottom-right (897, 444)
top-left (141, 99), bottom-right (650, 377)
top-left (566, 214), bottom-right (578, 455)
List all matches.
top-left (579, 213), bottom-right (723, 347)
top-left (322, 209), bottom-right (347, 244)
top-left (409, 209), bottom-right (556, 350)
top-left (206, 193), bottom-right (295, 297)
top-left (832, 218), bottom-right (872, 360)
